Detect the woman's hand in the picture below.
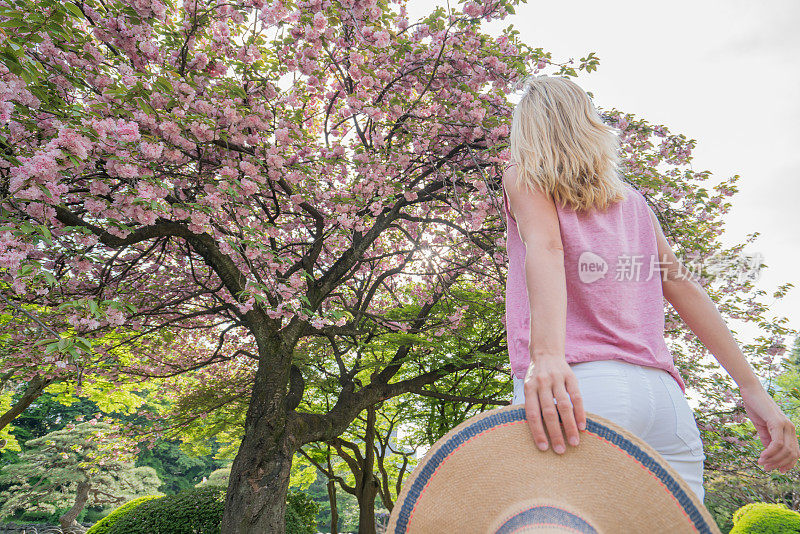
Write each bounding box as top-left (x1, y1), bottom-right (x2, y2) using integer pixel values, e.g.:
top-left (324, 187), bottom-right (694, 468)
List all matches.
top-left (739, 383), bottom-right (800, 474)
top-left (524, 355), bottom-right (587, 454)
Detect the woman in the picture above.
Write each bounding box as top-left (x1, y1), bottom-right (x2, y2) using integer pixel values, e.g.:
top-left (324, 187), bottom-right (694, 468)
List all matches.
top-left (502, 74), bottom-right (799, 502)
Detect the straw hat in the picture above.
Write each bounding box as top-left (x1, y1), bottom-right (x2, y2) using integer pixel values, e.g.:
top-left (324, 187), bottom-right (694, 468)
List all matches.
top-left (386, 404), bottom-right (721, 533)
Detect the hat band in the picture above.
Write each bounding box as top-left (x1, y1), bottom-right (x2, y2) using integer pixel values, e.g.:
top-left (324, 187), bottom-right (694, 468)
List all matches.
top-left (494, 503), bottom-right (598, 533)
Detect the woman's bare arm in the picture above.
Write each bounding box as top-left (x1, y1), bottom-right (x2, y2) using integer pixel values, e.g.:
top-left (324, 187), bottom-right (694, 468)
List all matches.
top-left (647, 206), bottom-right (798, 474)
top-left (503, 165), bottom-right (586, 454)
top-left (504, 169), bottom-right (567, 361)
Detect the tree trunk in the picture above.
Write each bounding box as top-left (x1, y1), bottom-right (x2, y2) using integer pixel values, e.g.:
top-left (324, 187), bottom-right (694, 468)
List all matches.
top-left (59, 480), bottom-right (89, 534)
top-left (0, 374), bottom-right (55, 432)
top-left (327, 478), bottom-right (339, 534)
top-left (219, 346), bottom-right (299, 533)
top-left (357, 479), bottom-right (379, 534)
top-left (357, 405), bottom-right (379, 534)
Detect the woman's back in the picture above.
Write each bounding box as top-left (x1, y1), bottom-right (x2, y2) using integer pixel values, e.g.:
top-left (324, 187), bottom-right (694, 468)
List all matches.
top-left (502, 74), bottom-right (798, 505)
top-left (502, 175), bottom-right (687, 393)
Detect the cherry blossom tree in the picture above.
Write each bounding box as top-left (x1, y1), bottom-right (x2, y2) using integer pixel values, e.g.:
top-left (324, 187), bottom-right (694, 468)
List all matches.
top-left (1, 0), bottom-right (537, 529)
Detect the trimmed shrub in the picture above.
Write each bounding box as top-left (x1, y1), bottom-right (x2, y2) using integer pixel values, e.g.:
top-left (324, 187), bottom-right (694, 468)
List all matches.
top-left (733, 503), bottom-right (763, 525)
top-left (86, 496), bottom-right (162, 534)
top-left (94, 485), bottom-right (318, 533)
top-left (108, 485), bottom-right (226, 534)
top-left (730, 502), bottom-right (800, 533)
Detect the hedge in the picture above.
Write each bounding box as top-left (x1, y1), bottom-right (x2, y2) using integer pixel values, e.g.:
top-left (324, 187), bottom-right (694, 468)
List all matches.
top-left (90, 485), bottom-right (318, 534)
top-left (730, 502), bottom-right (800, 533)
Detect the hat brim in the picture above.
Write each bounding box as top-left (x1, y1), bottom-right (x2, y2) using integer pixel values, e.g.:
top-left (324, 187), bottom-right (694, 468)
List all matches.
top-left (387, 404), bottom-right (721, 533)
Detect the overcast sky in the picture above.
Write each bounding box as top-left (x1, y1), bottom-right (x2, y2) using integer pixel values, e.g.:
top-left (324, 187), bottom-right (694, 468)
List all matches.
top-left (407, 0), bottom-right (800, 358)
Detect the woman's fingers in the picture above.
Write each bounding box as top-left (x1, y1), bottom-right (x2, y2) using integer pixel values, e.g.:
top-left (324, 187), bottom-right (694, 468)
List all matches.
top-left (538, 385), bottom-right (566, 453)
top-left (523, 363), bottom-right (586, 454)
top-left (758, 420), bottom-right (799, 472)
top-left (759, 420), bottom-right (790, 463)
top-left (762, 423), bottom-right (799, 472)
top-left (524, 385), bottom-right (550, 451)
top-left (552, 381), bottom-right (580, 447)
top-left (758, 421), bottom-right (785, 461)
top-left (565, 372), bottom-right (587, 432)
top-left (783, 424), bottom-right (800, 471)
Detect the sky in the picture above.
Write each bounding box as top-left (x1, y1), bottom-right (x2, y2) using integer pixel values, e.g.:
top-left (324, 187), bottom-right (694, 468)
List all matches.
top-left (405, 0), bottom-right (800, 362)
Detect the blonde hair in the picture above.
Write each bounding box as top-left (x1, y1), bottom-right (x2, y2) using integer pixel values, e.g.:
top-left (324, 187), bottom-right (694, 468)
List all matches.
top-left (509, 75), bottom-right (628, 212)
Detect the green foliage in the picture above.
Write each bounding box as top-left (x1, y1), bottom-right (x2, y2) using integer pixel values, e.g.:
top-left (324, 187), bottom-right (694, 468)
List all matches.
top-left (0, 392), bottom-right (99, 461)
top-left (298, 470), bottom-right (360, 532)
top-left (47, 376), bottom-right (147, 416)
top-left (107, 486), bottom-right (226, 534)
top-left (86, 495), bottom-right (162, 534)
top-left (285, 490), bottom-right (320, 534)
top-left (289, 452), bottom-right (317, 490)
top-left (734, 503), bottom-right (765, 524)
top-left (195, 467), bottom-right (230, 488)
top-left (730, 502), bottom-right (800, 533)
top-left (0, 421), bottom-right (162, 519)
top-left (703, 491), bottom-right (737, 532)
top-left (102, 485), bottom-right (317, 533)
top-left (135, 439), bottom-right (228, 494)
top-left (165, 378), bottom-right (248, 461)
top-left (0, 389), bottom-right (21, 453)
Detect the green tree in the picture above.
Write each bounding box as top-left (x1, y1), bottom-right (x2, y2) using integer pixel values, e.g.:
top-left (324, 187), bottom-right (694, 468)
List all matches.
top-left (0, 392), bottom-right (99, 465)
top-left (135, 438), bottom-right (227, 495)
top-left (0, 421), bottom-right (162, 532)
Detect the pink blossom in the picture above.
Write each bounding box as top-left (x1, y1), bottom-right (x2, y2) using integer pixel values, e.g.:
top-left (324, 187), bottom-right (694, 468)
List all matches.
top-left (240, 160), bottom-right (259, 177)
top-left (463, 2), bottom-right (482, 17)
top-left (137, 181), bottom-right (159, 200)
top-left (0, 101), bottom-right (12, 125)
top-left (374, 31), bottom-right (390, 48)
top-left (110, 162), bottom-right (140, 179)
top-left (240, 179), bottom-right (258, 196)
top-left (190, 210), bottom-right (210, 227)
top-left (53, 127), bottom-right (92, 160)
top-left (138, 40), bottom-right (158, 58)
top-left (275, 128), bottom-right (290, 144)
top-left (190, 121), bottom-right (214, 142)
top-left (116, 120), bottom-right (141, 142)
top-left (85, 198), bottom-right (107, 214)
top-left (190, 53), bottom-right (210, 71)
top-left (139, 141), bottom-right (163, 160)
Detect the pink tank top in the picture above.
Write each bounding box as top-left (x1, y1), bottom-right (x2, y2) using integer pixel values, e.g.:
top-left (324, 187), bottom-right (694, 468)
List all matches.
top-left (502, 175), bottom-right (687, 393)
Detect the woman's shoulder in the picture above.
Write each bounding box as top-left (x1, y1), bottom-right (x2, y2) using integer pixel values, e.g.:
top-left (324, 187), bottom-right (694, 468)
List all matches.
top-left (501, 162), bottom-right (519, 192)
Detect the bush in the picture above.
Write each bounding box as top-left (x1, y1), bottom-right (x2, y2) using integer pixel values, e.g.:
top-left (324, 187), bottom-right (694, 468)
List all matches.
top-left (94, 485), bottom-right (317, 533)
top-left (108, 486), bottom-right (226, 534)
top-left (733, 503), bottom-right (763, 525)
top-left (730, 502), bottom-right (800, 533)
top-left (86, 496), bottom-right (162, 534)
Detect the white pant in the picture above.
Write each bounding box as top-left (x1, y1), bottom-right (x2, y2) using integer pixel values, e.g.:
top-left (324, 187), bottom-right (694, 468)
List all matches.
top-left (512, 359), bottom-right (706, 502)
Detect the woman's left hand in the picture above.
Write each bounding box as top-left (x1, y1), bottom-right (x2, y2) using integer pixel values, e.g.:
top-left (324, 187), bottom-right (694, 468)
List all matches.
top-left (739, 383), bottom-right (800, 474)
